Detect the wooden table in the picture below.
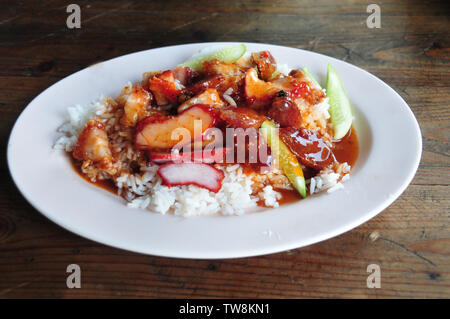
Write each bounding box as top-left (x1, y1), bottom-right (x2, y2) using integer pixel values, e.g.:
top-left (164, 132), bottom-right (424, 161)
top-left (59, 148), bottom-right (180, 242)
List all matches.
top-left (0, 0), bottom-right (448, 298)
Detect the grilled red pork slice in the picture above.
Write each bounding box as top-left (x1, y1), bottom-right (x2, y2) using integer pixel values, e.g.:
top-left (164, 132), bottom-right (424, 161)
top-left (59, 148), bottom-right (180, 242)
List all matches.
top-left (279, 127), bottom-right (334, 170)
top-left (252, 51), bottom-right (277, 81)
top-left (73, 118), bottom-right (113, 170)
top-left (267, 95), bottom-right (302, 128)
top-left (178, 88), bottom-right (225, 113)
top-left (135, 104), bottom-right (217, 150)
top-left (121, 84), bottom-right (152, 127)
top-left (244, 68), bottom-right (280, 109)
top-left (148, 70), bottom-right (182, 106)
top-left (157, 163), bottom-right (225, 193)
top-left (219, 106), bottom-right (266, 129)
top-left (148, 147), bottom-right (231, 164)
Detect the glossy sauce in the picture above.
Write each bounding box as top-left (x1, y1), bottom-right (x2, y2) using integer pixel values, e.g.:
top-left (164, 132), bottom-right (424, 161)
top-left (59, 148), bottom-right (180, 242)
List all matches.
top-left (279, 127), bottom-right (334, 170)
top-left (70, 155), bottom-right (118, 195)
top-left (277, 188), bottom-right (303, 205)
top-left (71, 126), bottom-right (359, 207)
top-left (332, 125), bottom-right (359, 167)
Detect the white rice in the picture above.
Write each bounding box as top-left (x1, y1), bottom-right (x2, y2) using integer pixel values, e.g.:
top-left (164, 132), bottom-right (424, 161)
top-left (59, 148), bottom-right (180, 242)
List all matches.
top-left (308, 162), bottom-right (351, 195)
top-left (222, 87), bottom-right (237, 106)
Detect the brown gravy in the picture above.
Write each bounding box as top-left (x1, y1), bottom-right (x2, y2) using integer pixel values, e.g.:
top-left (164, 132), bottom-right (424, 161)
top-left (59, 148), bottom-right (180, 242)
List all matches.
top-left (70, 156), bottom-right (118, 195)
top-left (332, 125), bottom-right (359, 167)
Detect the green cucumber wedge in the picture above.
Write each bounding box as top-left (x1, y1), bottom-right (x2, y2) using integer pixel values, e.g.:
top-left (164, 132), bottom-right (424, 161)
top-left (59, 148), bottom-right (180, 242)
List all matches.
top-left (326, 64), bottom-right (353, 139)
top-left (179, 44), bottom-right (246, 71)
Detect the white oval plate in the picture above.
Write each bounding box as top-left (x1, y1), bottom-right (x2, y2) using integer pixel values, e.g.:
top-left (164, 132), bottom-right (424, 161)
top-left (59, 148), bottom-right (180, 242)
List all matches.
top-left (7, 42), bottom-right (421, 259)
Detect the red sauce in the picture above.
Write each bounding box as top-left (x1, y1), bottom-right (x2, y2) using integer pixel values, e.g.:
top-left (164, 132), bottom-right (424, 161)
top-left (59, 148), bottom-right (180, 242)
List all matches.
top-left (277, 188), bottom-right (303, 205)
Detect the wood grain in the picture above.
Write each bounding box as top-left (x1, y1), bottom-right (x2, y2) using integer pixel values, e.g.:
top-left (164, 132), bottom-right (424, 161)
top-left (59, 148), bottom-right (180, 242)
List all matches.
top-left (0, 0), bottom-right (448, 298)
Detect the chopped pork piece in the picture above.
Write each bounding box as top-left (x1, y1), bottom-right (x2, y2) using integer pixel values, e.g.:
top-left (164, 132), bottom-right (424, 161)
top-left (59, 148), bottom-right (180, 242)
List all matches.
top-left (73, 118), bottom-right (113, 170)
top-left (203, 59), bottom-right (243, 76)
top-left (135, 104), bottom-right (218, 150)
top-left (141, 70), bottom-right (162, 87)
top-left (121, 84), bottom-right (152, 127)
top-left (148, 70), bottom-right (182, 106)
top-left (178, 88), bottom-right (225, 113)
top-left (252, 51), bottom-right (277, 81)
top-left (202, 59), bottom-right (245, 95)
top-left (171, 66), bottom-right (199, 86)
top-left (187, 74), bottom-right (225, 95)
top-left (244, 68), bottom-right (280, 109)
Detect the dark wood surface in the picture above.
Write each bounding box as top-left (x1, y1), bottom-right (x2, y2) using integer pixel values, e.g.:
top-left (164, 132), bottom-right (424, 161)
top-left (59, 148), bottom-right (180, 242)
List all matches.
top-left (0, 0), bottom-right (449, 298)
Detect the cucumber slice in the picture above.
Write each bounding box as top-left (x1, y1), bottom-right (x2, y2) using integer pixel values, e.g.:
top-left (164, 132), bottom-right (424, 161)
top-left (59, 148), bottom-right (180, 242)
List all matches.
top-left (326, 64), bottom-right (353, 139)
top-left (260, 120), bottom-right (307, 198)
top-left (179, 44), bottom-right (246, 71)
top-left (302, 66), bottom-right (321, 89)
